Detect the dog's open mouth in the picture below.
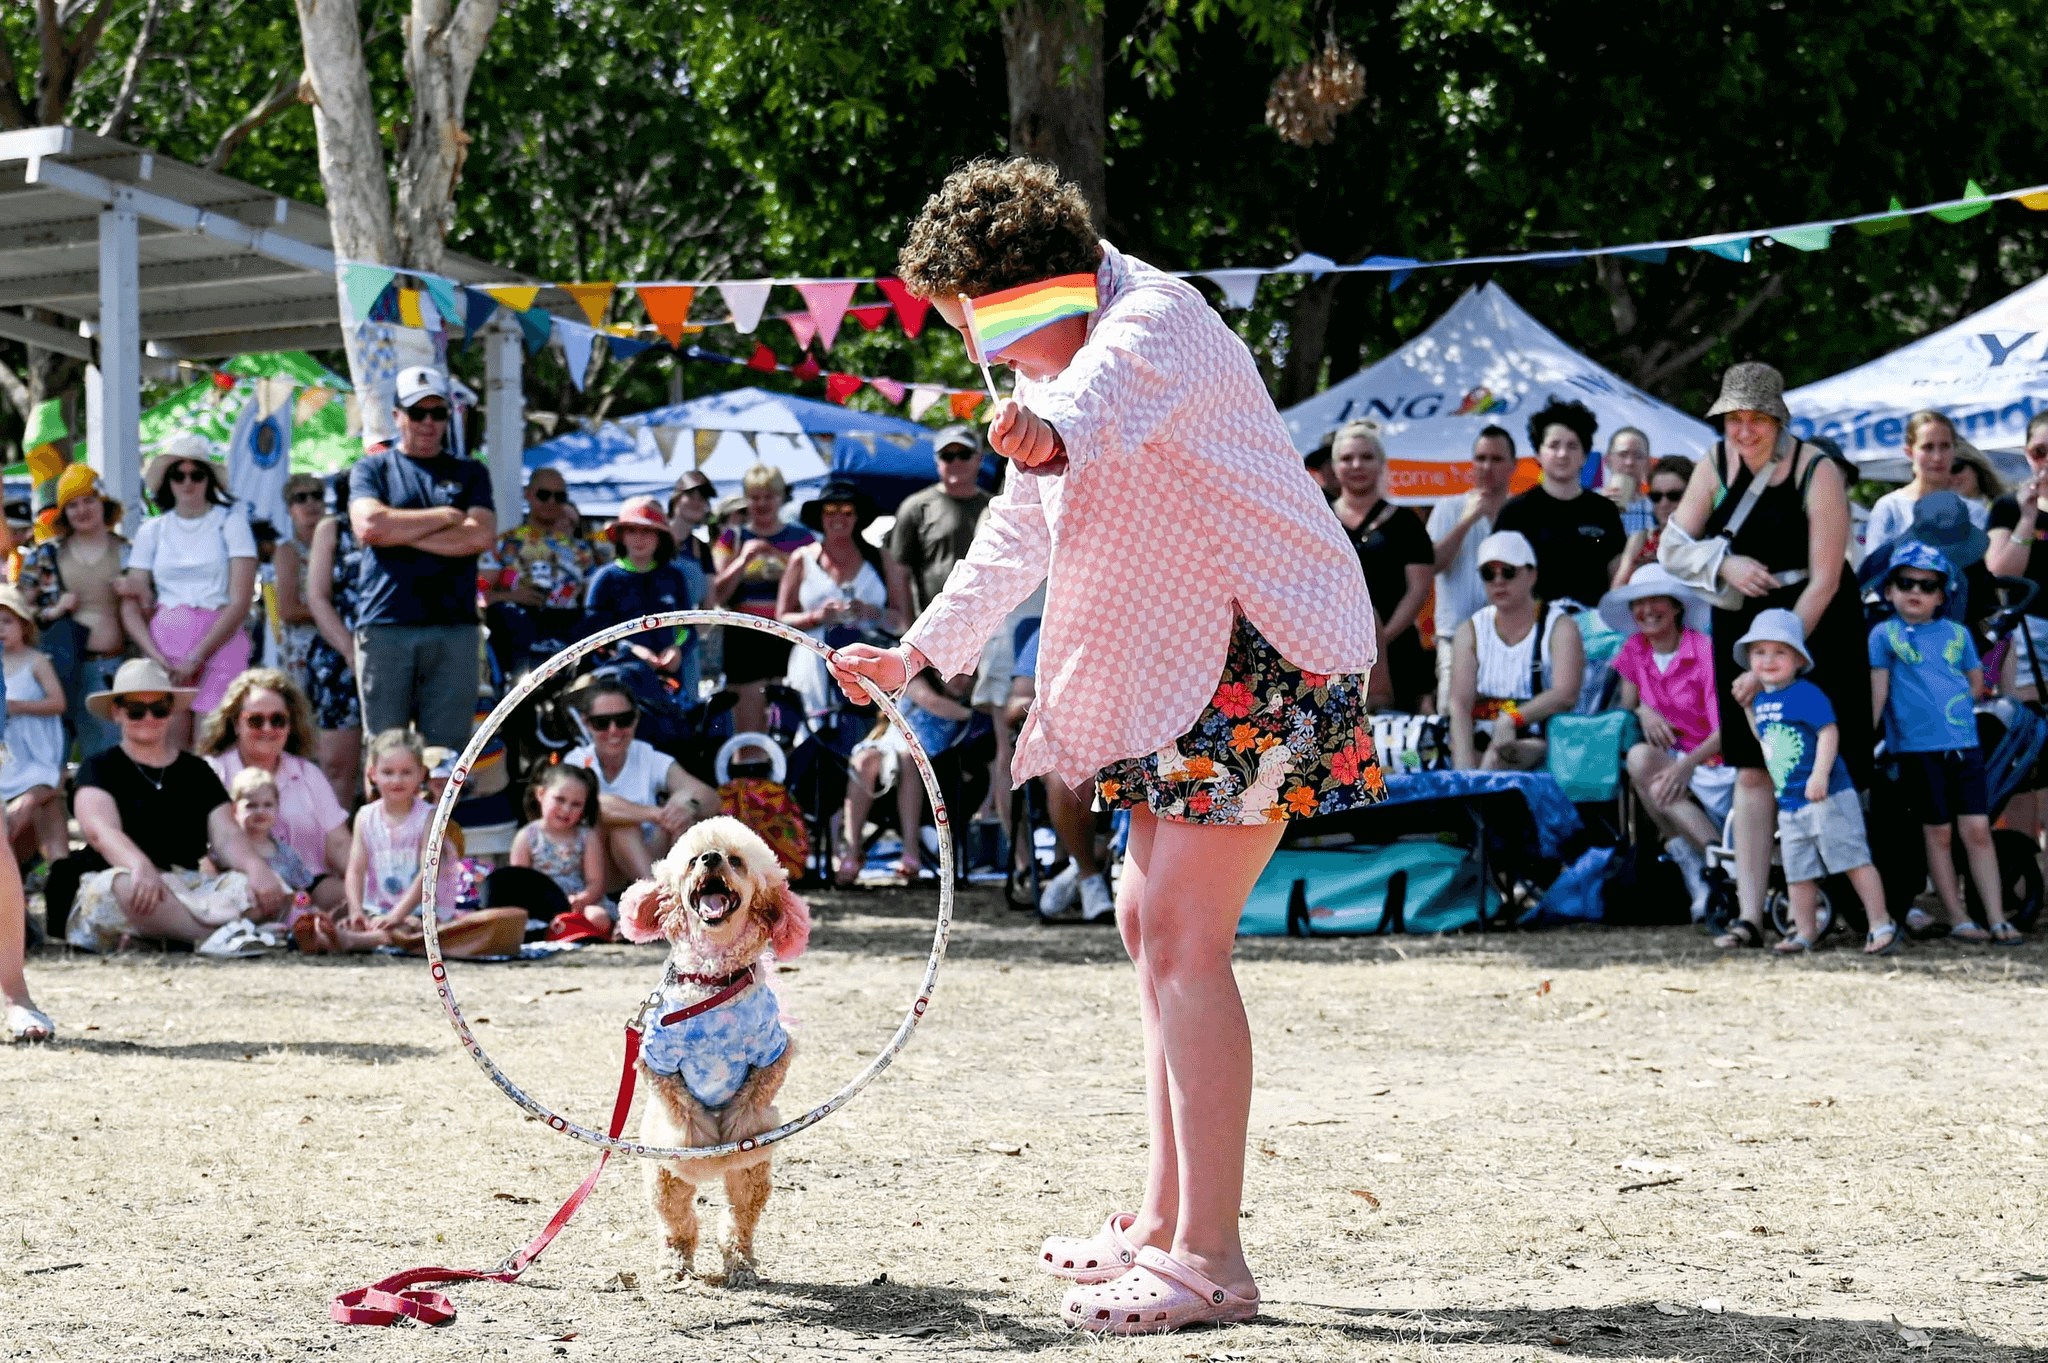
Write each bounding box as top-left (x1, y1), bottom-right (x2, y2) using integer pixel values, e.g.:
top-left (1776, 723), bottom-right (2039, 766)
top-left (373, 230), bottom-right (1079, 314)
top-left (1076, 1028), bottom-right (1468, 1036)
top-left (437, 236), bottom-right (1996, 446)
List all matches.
top-left (690, 874), bottom-right (738, 924)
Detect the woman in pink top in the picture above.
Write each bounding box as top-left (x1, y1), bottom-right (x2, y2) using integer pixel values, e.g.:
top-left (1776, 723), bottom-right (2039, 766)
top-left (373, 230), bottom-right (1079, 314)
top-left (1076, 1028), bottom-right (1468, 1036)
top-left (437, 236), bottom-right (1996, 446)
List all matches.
top-left (1598, 565), bottom-right (1728, 920)
top-left (197, 669), bottom-right (351, 914)
top-left (832, 159), bottom-right (1382, 1334)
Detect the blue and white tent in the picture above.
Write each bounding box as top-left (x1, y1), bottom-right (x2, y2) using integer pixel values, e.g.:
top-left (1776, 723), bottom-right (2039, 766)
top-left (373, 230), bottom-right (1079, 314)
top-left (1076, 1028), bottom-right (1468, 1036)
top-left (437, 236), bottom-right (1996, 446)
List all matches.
top-left (524, 387), bottom-right (949, 516)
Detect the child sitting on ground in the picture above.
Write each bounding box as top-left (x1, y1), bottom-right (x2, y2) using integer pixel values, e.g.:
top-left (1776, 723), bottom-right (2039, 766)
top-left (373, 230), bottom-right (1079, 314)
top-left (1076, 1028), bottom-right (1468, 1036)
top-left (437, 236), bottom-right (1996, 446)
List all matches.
top-left (228, 765), bottom-right (370, 950)
top-left (1738, 608), bottom-right (1896, 955)
top-left (510, 765), bottom-right (610, 937)
top-left (1869, 542), bottom-right (2021, 946)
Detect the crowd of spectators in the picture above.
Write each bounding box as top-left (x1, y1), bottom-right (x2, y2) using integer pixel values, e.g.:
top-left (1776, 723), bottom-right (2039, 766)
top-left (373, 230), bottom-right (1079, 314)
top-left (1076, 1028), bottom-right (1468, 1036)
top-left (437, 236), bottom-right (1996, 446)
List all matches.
top-left (12, 353), bottom-right (2048, 1045)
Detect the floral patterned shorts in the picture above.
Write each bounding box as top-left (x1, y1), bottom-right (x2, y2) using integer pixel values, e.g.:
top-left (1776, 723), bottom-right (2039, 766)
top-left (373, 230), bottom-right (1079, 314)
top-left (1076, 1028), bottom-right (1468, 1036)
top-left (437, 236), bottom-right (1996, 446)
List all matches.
top-left (1096, 614), bottom-right (1387, 825)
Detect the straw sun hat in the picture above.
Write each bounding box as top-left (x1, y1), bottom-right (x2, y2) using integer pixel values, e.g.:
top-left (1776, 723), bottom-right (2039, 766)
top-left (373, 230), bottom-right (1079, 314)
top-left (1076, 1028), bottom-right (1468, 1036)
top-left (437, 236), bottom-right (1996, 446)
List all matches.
top-left (86, 657), bottom-right (198, 721)
top-left (1703, 361), bottom-right (1792, 426)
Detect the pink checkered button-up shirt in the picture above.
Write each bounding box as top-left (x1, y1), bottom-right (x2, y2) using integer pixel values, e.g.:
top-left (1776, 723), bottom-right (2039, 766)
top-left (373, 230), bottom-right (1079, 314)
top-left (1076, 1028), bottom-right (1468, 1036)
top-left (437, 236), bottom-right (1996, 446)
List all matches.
top-left (902, 243), bottom-right (1377, 790)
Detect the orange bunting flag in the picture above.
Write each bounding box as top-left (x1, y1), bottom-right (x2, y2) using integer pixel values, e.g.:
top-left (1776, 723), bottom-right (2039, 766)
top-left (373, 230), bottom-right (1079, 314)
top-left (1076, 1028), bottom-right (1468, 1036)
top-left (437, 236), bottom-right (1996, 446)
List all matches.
top-left (562, 282), bottom-right (615, 327)
top-left (824, 373), bottom-right (864, 405)
top-left (949, 391), bottom-right (984, 420)
top-left (636, 286), bottom-right (697, 346)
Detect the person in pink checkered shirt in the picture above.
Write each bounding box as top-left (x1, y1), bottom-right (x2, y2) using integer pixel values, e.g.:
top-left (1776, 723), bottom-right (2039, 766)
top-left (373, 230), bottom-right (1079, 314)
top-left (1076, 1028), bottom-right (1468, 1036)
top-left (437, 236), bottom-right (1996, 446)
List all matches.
top-left (831, 158), bottom-right (1383, 1334)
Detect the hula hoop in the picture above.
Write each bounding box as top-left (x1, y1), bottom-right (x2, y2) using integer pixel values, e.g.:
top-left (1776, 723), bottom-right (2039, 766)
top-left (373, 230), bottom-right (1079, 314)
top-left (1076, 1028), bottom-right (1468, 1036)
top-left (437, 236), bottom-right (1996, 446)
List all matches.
top-left (419, 609), bottom-right (953, 1161)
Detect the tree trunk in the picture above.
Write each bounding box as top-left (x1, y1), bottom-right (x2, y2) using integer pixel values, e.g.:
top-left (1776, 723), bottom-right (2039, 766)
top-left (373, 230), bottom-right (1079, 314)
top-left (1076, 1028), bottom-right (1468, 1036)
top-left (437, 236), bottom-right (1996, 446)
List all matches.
top-left (1278, 274), bottom-right (1338, 408)
top-left (999, 0), bottom-right (1107, 232)
top-left (294, 0), bottom-right (400, 266)
top-left (395, 0), bottom-right (500, 272)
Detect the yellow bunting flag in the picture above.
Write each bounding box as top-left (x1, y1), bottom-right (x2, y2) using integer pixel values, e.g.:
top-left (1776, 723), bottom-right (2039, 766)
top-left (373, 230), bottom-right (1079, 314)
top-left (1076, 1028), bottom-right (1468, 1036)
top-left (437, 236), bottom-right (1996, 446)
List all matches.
top-left (562, 283), bottom-right (616, 328)
top-left (2021, 191), bottom-right (2048, 211)
top-left (694, 429), bottom-right (720, 466)
top-left (483, 285), bottom-right (541, 312)
top-left (397, 288), bottom-right (425, 328)
top-left (636, 286), bottom-right (697, 347)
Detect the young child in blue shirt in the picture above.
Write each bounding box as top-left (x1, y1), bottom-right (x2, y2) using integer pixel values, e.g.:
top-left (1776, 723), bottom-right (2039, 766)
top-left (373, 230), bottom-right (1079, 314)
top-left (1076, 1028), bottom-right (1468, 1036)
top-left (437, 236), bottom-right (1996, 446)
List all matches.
top-left (1738, 608), bottom-right (1895, 954)
top-left (1868, 540), bottom-right (2020, 945)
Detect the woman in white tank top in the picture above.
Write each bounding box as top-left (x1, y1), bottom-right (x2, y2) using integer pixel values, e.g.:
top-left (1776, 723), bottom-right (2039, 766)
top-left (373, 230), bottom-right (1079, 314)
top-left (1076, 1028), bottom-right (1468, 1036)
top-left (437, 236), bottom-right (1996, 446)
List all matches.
top-left (1448, 531), bottom-right (1584, 771)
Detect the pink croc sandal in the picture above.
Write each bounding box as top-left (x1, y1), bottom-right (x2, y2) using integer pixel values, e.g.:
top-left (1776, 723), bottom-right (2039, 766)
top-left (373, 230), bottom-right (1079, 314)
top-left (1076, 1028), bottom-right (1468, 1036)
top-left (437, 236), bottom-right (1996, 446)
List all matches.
top-left (1039, 1212), bottom-right (1140, 1283)
top-left (1060, 1246), bottom-right (1259, 1334)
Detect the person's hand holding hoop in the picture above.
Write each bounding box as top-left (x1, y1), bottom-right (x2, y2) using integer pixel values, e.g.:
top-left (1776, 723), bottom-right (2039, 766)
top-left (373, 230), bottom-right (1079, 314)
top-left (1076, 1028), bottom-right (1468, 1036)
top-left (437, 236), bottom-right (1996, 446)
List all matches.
top-left (829, 642), bottom-right (926, 705)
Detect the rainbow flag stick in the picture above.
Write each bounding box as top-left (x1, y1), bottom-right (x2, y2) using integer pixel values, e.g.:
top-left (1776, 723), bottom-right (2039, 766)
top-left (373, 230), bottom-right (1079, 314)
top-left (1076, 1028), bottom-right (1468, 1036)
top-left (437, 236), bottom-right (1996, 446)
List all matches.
top-left (957, 293), bottom-right (1005, 411)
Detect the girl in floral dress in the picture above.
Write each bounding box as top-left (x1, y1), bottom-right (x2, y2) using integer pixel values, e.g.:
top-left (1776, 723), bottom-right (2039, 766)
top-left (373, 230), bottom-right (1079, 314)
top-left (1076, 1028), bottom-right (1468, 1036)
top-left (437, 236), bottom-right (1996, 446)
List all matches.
top-left (831, 158), bottom-right (1383, 1335)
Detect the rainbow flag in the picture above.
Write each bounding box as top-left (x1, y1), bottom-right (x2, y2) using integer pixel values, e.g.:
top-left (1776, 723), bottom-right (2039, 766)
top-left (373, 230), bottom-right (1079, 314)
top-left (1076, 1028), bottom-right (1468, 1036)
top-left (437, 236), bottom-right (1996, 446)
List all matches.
top-left (960, 273), bottom-right (1098, 360)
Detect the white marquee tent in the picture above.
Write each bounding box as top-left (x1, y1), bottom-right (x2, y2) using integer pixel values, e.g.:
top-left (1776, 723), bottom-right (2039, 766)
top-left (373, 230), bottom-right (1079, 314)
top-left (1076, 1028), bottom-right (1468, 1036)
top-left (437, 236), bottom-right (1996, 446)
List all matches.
top-left (1281, 282), bottom-right (1717, 503)
top-left (1784, 273), bottom-right (2048, 481)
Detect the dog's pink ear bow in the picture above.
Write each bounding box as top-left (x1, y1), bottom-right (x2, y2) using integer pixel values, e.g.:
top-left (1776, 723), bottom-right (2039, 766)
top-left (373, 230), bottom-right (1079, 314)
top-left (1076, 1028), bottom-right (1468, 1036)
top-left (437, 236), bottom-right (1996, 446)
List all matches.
top-left (770, 886), bottom-right (812, 960)
top-left (617, 881), bottom-right (669, 944)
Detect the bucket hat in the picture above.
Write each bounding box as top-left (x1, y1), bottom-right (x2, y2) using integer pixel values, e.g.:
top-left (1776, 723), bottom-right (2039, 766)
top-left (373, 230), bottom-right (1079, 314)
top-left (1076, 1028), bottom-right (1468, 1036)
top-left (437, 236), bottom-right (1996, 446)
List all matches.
top-left (39, 463), bottom-right (123, 541)
top-left (1903, 490), bottom-right (1987, 567)
top-left (143, 434), bottom-right (230, 505)
top-left (1704, 361), bottom-right (1792, 426)
top-left (1733, 607), bottom-right (1813, 673)
top-left (1474, 530), bottom-right (1538, 569)
top-left (798, 479), bottom-right (878, 532)
top-left (86, 656), bottom-right (198, 721)
top-left (1598, 564), bottom-right (1711, 636)
top-left (604, 495), bottom-right (677, 558)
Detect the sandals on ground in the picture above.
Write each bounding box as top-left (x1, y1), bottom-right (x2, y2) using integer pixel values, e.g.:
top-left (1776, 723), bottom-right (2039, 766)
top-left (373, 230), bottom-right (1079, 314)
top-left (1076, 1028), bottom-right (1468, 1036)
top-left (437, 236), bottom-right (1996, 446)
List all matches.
top-left (1040, 1212), bottom-right (1140, 1284)
top-left (7, 1003), bottom-right (54, 1043)
top-left (1714, 919), bottom-right (1763, 950)
top-left (1949, 921), bottom-right (1993, 944)
top-left (1906, 907), bottom-right (1949, 940)
top-left (1060, 1247), bottom-right (1258, 1334)
top-left (1773, 933), bottom-right (1817, 955)
top-left (1865, 921), bottom-right (1901, 956)
top-left (1992, 921), bottom-right (2025, 947)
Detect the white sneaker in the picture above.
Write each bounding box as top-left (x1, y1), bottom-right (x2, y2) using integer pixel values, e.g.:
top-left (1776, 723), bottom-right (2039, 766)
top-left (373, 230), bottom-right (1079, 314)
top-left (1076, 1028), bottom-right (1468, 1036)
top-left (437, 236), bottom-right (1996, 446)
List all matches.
top-left (1037, 862), bottom-right (1080, 919)
top-left (197, 919), bottom-right (268, 958)
top-left (1078, 873), bottom-right (1115, 923)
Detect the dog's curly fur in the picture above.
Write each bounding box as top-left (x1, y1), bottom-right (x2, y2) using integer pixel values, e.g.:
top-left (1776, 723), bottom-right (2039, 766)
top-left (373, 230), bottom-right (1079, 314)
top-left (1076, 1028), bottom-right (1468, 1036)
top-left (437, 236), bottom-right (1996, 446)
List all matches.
top-left (619, 817), bottom-right (810, 1285)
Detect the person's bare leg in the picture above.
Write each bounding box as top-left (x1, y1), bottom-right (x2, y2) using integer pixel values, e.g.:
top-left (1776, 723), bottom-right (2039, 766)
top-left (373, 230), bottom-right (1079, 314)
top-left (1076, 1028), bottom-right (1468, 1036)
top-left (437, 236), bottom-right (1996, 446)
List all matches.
top-left (1043, 779), bottom-right (1099, 878)
top-left (0, 837), bottom-right (40, 1019)
top-left (4, 791), bottom-right (40, 867)
top-left (28, 787), bottom-right (68, 866)
top-left (1957, 815), bottom-right (2009, 928)
top-left (839, 752), bottom-right (883, 881)
top-left (114, 872), bottom-right (214, 943)
top-left (1134, 813), bottom-right (1286, 1299)
top-left (1115, 808), bottom-right (1176, 1256)
top-left (1781, 879), bottom-right (1820, 946)
top-left (1627, 746), bottom-right (1719, 848)
top-left (1924, 823), bottom-right (1966, 925)
top-left (1846, 863), bottom-right (1894, 942)
top-left (895, 766), bottom-right (924, 876)
top-left (317, 727), bottom-right (361, 811)
top-left (1726, 769), bottom-right (1776, 936)
top-left (608, 825), bottom-right (653, 892)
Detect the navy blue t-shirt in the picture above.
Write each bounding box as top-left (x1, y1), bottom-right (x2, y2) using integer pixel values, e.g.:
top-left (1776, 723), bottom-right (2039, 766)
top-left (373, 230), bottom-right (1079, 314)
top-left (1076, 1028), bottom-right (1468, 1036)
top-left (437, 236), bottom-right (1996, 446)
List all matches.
top-left (581, 559), bottom-right (695, 657)
top-left (348, 449), bottom-right (495, 627)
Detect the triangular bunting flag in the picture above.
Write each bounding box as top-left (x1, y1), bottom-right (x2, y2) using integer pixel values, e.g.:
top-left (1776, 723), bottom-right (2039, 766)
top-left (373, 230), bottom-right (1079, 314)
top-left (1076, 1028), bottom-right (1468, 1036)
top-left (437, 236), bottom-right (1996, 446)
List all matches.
top-left (907, 387), bottom-right (943, 421)
top-left (948, 391), bottom-right (983, 419)
top-left (649, 424), bottom-right (681, 466)
top-left (877, 279), bottom-right (931, 338)
top-left (1617, 248), bottom-right (1669, 263)
top-left (1931, 180), bottom-right (1994, 224)
top-left (694, 429), bottom-right (721, 465)
top-left (1202, 271), bottom-right (1261, 309)
top-left (848, 304), bottom-right (892, 332)
top-left (609, 333), bottom-right (657, 360)
top-left (2021, 191), bottom-right (2048, 211)
top-left (785, 313), bottom-right (818, 351)
top-left (484, 285), bottom-right (541, 313)
top-left (295, 386), bottom-right (334, 424)
top-left (423, 276), bottom-right (465, 333)
top-left (461, 287), bottom-right (499, 339)
top-left (255, 375), bottom-right (296, 422)
top-left (718, 281), bottom-right (773, 334)
top-left (1275, 252), bottom-right (1337, 280)
top-left (791, 351), bottom-right (822, 382)
top-left (1769, 225), bottom-right (1833, 252)
top-left (824, 373), bottom-right (864, 405)
top-left (556, 318), bottom-right (599, 392)
top-left (870, 377), bottom-right (906, 405)
top-left (397, 288), bottom-right (426, 329)
top-left (795, 281), bottom-right (857, 350)
top-left (746, 343), bottom-right (780, 373)
top-left (1853, 197), bottom-right (1913, 236)
top-left (1364, 255), bottom-right (1422, 292)
top-left (516, 306), bottom-right (553, 354)
top-left (1690, 238), bottom-right (1751, 263)
top-left (637, 286), bottom-right (698, 346)
top-left (342, 263), bottom-right (397, 326)
top-left (562, 282), bottom-right (615, 328)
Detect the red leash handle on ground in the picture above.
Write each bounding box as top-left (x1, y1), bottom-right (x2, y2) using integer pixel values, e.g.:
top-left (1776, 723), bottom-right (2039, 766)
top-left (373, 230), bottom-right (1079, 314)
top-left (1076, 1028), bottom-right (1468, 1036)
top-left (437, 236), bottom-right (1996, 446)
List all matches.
top-left (329, 1025), bottom-right (644, 1328)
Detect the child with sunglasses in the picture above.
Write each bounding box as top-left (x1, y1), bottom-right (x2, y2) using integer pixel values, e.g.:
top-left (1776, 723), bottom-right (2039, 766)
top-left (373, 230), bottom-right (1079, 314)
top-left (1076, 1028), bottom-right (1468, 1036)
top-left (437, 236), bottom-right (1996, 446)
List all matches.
top-left (1870, 541), bottom-right (2020, 945)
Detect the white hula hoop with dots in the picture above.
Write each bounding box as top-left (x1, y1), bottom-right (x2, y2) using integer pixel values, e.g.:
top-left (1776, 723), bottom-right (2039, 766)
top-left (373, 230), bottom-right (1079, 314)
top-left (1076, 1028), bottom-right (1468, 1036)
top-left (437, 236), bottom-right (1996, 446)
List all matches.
top-left (419, 609), bottom-right (953, 1161)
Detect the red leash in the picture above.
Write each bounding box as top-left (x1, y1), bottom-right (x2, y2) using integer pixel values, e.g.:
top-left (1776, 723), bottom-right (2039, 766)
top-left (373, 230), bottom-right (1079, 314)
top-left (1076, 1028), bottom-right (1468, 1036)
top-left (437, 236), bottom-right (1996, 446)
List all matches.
top-left (329, 1025), bottom-right (643, 1328)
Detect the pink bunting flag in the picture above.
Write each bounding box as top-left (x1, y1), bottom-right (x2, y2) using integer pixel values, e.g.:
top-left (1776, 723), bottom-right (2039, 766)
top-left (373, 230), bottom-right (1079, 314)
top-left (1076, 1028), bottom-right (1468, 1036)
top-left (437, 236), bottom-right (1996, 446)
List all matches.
top-left (824, 373), bottom-right (864, 405)
top-left (869, 377), bottom-right (906, 405)
top-left (784, 312), bottom-right (818, 351)
top-left (795, 281), bottom-right (858, 350)
top-left (877, 279), bottom-right (932, 338)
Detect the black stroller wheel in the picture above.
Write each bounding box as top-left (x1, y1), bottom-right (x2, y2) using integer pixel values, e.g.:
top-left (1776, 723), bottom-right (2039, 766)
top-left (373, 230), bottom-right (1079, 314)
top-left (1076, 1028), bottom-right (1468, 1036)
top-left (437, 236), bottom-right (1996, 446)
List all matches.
top-left (1766, 876), bottom-right (1840, 941)
top-left (1962, 828), bottom-right (2044, 932)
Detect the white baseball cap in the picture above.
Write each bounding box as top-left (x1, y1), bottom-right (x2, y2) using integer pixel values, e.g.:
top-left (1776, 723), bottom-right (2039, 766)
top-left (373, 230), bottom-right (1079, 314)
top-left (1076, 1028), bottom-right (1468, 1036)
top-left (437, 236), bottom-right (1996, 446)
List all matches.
top-left (394, 366), bottom-right (451, 407)
top-left (1475, 530), bottom-right (1537, 569)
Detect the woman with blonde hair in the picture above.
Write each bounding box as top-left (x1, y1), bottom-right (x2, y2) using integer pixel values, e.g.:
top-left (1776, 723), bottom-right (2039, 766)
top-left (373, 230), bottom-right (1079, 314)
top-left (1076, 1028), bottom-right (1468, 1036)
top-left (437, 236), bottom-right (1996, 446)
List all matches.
top-left (197, 667), bottom-right (350, 910)
top-left (1865, 410), bottom-right (1965, 551)
top-left (710, 462), bottom-right (815, 733)
top-left (1329, 420), bottom-right (1433, 710)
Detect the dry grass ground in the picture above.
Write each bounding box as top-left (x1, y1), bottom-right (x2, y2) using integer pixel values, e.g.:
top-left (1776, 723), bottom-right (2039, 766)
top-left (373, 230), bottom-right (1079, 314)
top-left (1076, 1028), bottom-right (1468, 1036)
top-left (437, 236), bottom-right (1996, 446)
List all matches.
top-left (5, 884), bottom-right (2047, 1362)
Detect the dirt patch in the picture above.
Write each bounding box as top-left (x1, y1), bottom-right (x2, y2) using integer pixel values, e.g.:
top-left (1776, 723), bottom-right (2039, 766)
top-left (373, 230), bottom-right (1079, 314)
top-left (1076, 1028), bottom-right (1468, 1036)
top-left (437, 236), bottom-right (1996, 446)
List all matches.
top-left (7, 885), bottom-right (2048, 1360)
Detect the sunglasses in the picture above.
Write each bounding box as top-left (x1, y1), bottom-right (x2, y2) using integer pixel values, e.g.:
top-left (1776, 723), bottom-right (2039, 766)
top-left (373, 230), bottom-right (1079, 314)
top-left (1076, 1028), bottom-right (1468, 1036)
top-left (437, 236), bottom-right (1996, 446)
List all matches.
top-left (586, 709), bottom-right (638, 730)
top-left (1890, 574), bottom-right (1945, 595)
top-left (1479, 564), bottom-right (1523, 582)
top-left (167, 465), bottom-right (210, 486)
top-left (1647, 489), bottom-right (1685, 503)
top-left (531, 488), bottom-right (568, 504)
top-left (120, 699), bottom-right (174, 721)
top-left (821, 502), bottom-right (858, 517)
top-left (240, 711), bottom-right (290, 730)
top-left (402, 403), bottom-right (450, 423)
top-left (288, 489), bottom-right (325, 506)
top-left (939, 447), bottom-right (979, 464)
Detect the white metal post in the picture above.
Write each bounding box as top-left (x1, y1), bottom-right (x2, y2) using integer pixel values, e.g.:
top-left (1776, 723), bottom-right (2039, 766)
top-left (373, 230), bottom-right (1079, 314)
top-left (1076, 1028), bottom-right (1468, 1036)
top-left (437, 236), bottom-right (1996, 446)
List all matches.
top-left (484, 313), bottom-right (524, 517)
top-left (98, 195), bottom-right (142, 519)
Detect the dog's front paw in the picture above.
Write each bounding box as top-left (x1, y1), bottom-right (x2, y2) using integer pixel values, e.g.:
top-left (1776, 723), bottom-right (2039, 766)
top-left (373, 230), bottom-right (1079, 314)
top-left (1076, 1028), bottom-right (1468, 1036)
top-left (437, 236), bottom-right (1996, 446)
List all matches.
top-left (716, 1249), bottom-right (760, 1289)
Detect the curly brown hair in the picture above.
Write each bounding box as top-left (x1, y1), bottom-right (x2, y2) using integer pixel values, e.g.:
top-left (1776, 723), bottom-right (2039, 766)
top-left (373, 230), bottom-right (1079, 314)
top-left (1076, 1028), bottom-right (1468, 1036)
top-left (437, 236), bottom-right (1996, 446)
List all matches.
top-left (897, 157), bottom-right (1099, 300)
top-left (196, 667), bottom-right (321, 758)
